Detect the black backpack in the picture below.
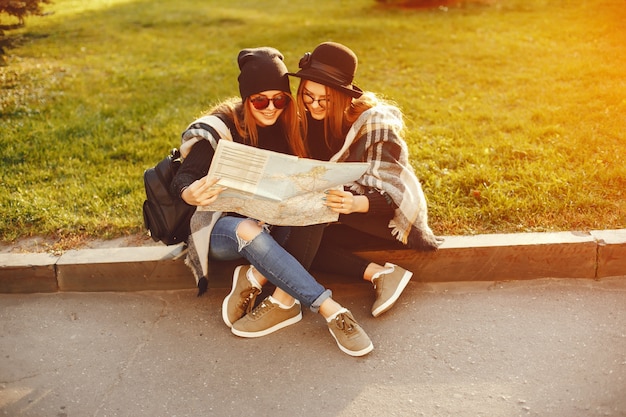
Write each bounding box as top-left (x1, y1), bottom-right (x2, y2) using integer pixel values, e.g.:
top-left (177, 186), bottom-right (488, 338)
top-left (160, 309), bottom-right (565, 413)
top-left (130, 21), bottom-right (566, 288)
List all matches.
top-left (142, 148), bottom-right (196, 245)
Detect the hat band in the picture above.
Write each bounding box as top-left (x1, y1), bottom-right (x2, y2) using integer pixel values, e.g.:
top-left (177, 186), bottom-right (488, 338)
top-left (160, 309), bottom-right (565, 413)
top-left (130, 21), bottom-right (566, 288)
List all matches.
top-left (309, 60), bottom-right (352, 87)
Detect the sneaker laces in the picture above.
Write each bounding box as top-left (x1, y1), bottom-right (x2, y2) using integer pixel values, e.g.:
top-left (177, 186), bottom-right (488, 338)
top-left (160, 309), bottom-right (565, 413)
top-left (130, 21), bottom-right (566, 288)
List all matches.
top-left (238, 287), bottom-right (261, 314)
top-left (249, 298), bottom-right (275, 318)
top-left (333, 312), bottom-right (358, 334)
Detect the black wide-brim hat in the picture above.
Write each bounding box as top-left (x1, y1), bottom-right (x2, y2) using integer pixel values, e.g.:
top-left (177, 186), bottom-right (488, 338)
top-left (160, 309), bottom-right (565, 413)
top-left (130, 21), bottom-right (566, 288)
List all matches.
top-left (288, 42), bottom-right (363, 98)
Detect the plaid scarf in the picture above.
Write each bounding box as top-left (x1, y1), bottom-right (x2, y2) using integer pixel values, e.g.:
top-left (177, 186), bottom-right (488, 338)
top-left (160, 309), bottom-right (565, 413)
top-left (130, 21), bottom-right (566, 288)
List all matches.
top-left (330, 104), bottom-right (442, 251)
top-left (179, 115), bottom-right (232, 295)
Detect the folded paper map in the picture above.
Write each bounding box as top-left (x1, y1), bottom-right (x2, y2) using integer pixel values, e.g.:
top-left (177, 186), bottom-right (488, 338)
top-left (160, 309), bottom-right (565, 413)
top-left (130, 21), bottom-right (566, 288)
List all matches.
top-left (198, 140), bottom-right (369, 226)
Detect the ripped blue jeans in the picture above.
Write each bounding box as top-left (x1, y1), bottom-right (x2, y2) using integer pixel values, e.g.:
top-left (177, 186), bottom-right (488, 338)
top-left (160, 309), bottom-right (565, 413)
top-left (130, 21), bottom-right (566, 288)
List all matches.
top-left (208, 215), bottom-right (331, 313)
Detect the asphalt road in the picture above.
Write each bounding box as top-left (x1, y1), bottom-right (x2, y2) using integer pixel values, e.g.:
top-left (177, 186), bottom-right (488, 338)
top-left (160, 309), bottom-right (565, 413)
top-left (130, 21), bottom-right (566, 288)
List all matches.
top-left (1, 277), bottom-right (625, 417)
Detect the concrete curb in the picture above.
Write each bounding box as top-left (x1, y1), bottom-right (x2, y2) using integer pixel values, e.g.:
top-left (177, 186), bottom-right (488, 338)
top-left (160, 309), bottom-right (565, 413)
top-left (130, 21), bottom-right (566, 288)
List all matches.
top-left (1, 229), bottom-right (625, 294)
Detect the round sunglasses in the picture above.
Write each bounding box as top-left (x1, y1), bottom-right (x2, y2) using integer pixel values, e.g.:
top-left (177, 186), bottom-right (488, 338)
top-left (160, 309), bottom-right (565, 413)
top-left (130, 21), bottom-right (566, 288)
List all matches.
top-left (302, 93), bottom-right (329, 109)
top-left (249, 94), bottom-right (290, 110)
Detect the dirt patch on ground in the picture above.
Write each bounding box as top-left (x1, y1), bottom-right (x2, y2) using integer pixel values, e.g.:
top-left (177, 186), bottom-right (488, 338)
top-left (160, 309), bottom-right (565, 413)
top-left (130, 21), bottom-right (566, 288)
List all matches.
top-left (0, 233), bottom-right (162, 255)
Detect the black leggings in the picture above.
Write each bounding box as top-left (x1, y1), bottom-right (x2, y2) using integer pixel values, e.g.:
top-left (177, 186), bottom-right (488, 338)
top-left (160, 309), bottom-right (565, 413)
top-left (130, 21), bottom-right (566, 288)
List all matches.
top-left (311, 213), bottom-right (406, 281)
top-left (272, 223), bottom-right (326, 270)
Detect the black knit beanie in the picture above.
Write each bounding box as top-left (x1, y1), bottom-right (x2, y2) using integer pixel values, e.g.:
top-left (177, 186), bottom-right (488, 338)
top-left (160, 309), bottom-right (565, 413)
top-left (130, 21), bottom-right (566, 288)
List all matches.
top-left (237, 47), bottom-right (290, 100)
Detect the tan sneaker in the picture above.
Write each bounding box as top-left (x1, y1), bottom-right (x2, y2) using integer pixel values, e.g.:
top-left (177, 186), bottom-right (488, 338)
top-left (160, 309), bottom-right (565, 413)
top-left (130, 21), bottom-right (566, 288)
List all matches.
top-left (222, 265), bottom-right (261, 328)
top-left (231, 296), bottom-right (302, 338)
top-left (371, 263), bottom-right (413, 317)
top-left (327, 309), bottom-right (373, 357)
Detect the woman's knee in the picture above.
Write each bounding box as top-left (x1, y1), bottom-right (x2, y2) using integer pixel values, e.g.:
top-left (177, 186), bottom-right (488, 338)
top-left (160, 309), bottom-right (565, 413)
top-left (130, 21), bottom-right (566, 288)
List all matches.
top-left (235, 219), bottom-right (263, 242)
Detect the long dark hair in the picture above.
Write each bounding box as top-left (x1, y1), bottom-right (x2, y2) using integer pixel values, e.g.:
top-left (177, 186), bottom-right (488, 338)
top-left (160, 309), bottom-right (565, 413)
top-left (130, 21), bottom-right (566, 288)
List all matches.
top-left (296, 81), bottom-right (380, 151)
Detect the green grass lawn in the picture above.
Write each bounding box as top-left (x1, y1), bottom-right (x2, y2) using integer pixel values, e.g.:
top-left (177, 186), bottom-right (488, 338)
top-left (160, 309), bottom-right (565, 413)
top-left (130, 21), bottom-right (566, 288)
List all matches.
top-left (1, 0), bottom-right (625, 246)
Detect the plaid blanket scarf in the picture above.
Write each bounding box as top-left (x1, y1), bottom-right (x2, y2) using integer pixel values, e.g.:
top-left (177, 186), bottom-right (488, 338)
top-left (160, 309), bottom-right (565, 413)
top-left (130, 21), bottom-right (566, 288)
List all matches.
top-left (179, 115), bottom-right (231, 295)
top-left (330, 104), bottom-right (443, 251)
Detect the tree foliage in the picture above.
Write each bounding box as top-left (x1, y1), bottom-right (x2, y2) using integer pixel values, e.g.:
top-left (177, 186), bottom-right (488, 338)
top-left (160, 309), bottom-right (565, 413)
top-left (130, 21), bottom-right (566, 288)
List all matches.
top-left (1, 0), bottom-right (51, 62)
top-left (0, 0), bottom-right (51, 25)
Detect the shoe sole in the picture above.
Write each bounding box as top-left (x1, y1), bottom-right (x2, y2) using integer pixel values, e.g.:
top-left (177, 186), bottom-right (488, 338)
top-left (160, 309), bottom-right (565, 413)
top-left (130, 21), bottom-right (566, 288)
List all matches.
top-left (371, 269), bottom-right (413, 318)
top-left (222, 265), bottom-right (247, 328)
top-left (328, 328), bottom-right (374, 357)
top-left (231, 311), bottom-right (302, 338)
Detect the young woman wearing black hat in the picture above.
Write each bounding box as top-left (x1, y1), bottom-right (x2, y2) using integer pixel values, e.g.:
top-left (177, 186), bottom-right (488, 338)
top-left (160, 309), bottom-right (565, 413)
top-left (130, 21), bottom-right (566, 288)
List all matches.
top-left (170, 47), bottom-right (374, 357)
top-left (296, 42), bottom-right (443, 316)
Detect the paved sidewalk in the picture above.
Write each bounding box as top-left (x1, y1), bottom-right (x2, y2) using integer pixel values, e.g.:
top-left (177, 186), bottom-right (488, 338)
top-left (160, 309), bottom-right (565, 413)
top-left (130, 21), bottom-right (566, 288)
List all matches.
top-left (1, 277), bottom-right (625, 417)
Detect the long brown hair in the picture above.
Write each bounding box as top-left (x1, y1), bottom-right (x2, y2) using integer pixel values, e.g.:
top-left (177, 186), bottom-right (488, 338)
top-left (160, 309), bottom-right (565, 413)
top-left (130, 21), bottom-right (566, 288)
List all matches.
top-left (206, 93), bottom-right (307, 158)
top-left (297, 82), bottom-right (380, 152)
